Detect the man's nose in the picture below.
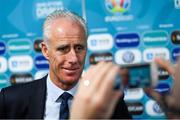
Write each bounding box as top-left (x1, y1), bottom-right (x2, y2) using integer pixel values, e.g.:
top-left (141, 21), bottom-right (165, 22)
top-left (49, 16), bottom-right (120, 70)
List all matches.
top-left (68, 49), bottom-right (78, 64)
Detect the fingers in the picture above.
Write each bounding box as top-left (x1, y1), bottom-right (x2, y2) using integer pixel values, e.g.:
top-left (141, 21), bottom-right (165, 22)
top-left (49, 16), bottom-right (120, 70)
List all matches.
top-left (72, 62), bottom-right (122, 119)
top-left (89, 62), bottom-right (122, 118)
top-left (79, 62), bottom-right (115, 94)
top-left (78, 65), bottom-right (95, 92)
top-left (99, 64), bottom-right (119, 97)
top-left (97, 63), bottom-right (122, 116)
top-left (102, 92), bottom-right (122, 118)
top-left (108, 92), bottom-right (122, 111)
top-left (80, 62), bottom-right (122, 105)
top-left (90, 62), bottom-right (114, 92)
top-left (170, 60), bottom-right (180, 105)
top-left (144, 88), bottom-right (162, 104)
top-left (82, 62), bottom-right (103, 79)
top-left (79, 62), bottom-right (104, 88)
top-left (174, 60), bottom-right (180, 85)
top-left (154, 58), bottom-right (175, 75)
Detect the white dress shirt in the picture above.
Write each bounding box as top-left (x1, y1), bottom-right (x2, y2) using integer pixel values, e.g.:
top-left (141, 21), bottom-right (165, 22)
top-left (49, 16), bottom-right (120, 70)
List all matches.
top-left (44, 74), bottom-right (77, 120)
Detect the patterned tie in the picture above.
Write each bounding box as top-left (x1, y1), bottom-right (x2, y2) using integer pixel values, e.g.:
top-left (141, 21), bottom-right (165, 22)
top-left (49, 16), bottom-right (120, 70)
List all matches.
top-left (59, 92), bottom-right (73, 120)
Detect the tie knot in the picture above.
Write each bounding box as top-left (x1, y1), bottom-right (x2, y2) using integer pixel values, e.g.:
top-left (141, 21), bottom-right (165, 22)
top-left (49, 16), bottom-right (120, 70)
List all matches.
top-left (60, 92), bottom-right (73, 101)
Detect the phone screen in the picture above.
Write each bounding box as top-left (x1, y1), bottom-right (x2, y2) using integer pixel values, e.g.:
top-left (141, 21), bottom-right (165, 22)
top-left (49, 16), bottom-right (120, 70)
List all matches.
top-left (126, 64), bottom-right (151, 88)
top-left (116, 63), bottom-right (157, 88)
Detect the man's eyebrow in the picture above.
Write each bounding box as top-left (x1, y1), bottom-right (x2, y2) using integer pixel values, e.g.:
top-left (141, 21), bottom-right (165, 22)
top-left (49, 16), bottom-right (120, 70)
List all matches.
top-left (56, 44), bottom-right (69, 49)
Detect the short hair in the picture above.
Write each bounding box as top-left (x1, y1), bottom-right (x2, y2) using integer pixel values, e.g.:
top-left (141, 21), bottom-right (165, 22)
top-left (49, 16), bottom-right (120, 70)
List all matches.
top-left (43, 9), bottom-right (88, 43)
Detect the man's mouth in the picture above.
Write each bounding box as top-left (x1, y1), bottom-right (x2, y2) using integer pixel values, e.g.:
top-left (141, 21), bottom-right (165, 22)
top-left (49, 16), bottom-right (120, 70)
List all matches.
top-left (63, 67), bottom-right (80, 73)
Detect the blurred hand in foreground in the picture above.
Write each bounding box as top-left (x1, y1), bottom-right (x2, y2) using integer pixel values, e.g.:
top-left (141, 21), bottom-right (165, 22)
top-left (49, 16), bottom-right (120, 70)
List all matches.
top-left (145, 58), bottom-right (180, 118)
top-left (70, 62), bottom-right (123, 119)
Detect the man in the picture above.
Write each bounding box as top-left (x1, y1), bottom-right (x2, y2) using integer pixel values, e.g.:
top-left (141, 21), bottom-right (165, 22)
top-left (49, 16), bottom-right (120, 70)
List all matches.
top-left (0, 9), bottom-right (131, 119)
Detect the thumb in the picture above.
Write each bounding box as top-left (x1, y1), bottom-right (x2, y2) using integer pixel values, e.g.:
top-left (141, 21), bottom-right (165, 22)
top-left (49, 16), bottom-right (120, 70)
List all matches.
top-left (144, 87), bottom-right (162, 103)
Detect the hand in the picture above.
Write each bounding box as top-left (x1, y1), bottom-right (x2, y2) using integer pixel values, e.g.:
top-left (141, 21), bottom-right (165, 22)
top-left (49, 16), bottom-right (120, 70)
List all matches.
top-left (70, 62), bottom-right (122, 119)
top-left (145, 58), bottom-right (180, 118)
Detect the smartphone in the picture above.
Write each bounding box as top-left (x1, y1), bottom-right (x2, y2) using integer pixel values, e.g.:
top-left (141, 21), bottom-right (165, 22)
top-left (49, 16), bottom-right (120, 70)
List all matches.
top-left (115, 62), bottom-right (158, 89)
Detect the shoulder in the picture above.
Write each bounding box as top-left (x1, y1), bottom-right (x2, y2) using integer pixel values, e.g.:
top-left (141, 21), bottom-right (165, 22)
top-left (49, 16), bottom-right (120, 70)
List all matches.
top-left (0, 75), bottom-right (47, 98)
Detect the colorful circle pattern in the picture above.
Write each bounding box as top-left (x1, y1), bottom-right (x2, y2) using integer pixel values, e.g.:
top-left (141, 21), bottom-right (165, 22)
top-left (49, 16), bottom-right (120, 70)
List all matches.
top-left (105, 0), bottom-right (131, 14)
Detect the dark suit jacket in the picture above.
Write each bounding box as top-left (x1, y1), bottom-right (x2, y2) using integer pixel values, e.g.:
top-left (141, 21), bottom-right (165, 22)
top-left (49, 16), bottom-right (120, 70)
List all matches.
top-left (0, 75), bottom-right (131, 119)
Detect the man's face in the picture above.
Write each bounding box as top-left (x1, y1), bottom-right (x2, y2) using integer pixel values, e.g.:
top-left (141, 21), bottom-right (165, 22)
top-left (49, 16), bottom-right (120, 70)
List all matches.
top-left (42, 18), bottom-right (87, 89)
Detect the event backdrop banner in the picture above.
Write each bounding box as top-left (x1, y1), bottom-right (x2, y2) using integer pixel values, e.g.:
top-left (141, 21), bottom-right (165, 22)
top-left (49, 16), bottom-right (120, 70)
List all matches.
top-left (84, 0), bottom-right (180, 119)
top-left (1, 0), bottom-right (180, 119)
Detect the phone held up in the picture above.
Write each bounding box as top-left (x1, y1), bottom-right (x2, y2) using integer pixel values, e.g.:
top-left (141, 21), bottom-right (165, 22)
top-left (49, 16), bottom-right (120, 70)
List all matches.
top-left (114, 62), bottom-right (158, 89)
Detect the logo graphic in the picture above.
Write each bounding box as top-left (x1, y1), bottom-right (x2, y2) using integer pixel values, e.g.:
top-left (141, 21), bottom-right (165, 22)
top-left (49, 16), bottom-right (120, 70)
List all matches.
top-left (142, 31), bottom-right (168, 47)
top-left (122, 51), bottom-right (135, 63)
top-left (154, 83), bottom-right (170, 95)
top-left (0, 42), bottom-right (6, 55)
top-left (10, 73), bottom-right (33, 85)
top-left (171, 30), bottom-right (180, 44)
top-left (172, 47), bottom-right (180, 61)
top-left (146, 53), bottom-right (153, 60)
top-left (174, 0), bottom-right (180, 9)
top-left (115, 33), bottom-right (140, 48)
top-left (7, 39), bottom-right (32, 55)
top-left (153, 102), bottom-right (163, 114)
top-left (36, 1), bottom-right (63, 19)
top-left (34, 39), bottom-right (43, 52)
top-left (89, 52), bottom-right (113, 64)
top-left (143, 48), bottom-right (170, 62)
top-left (8, 55), bottom-right (33, 72)
top-left (115, 49), bottom-right (141, 65)
top-left (35, 55), bottom-right (49, 69)
top-left (0, 57), bottom-right (7, 73)
top-left (88, 34), bottom-right (113, 51)
top-left (158, 67), bottom-right (169, 80)
top-left (105, 0), bottom-right (131, 14)
top-left (146, 100), bottom-right (164, 116)
top-left (124, 88), bottom-right (144, 100)
top-left (126, 102), bottom-right (144, 115)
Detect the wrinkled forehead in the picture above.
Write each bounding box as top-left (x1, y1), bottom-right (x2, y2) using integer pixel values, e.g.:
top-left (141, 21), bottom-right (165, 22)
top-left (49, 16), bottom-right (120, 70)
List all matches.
top-left (50, 18), bottom-right (86, 39)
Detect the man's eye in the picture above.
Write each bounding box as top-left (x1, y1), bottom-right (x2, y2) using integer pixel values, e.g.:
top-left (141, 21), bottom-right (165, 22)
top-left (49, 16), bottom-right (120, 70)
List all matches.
top-left (75, 45), bottom-right (85, 52)
top-left (57, 47), bottom-right (69, 53)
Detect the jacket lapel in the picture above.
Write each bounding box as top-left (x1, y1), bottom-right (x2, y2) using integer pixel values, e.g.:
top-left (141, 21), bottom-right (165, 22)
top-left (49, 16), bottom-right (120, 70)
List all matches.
top-left (26, 75), bottom-right (47, 119)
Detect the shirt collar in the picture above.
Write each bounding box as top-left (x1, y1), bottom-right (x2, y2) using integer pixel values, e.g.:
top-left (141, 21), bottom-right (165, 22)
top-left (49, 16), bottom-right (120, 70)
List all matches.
top-left (46, 74), bottom-right (78, 102)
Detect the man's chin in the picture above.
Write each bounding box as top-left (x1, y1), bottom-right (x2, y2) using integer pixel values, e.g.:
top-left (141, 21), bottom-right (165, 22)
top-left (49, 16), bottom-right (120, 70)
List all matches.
top-left (62, 78), bottom-right (79, 86)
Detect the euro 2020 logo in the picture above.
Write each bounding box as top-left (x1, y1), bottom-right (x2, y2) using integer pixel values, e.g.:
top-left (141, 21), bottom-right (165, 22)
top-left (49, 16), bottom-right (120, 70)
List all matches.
top-left (105, 0), bottom-right (131, 14)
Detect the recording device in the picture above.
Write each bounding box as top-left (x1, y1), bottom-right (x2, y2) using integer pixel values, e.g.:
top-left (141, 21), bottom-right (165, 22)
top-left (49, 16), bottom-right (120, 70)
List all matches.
top-left (114, 62), bottom-right (158, 89)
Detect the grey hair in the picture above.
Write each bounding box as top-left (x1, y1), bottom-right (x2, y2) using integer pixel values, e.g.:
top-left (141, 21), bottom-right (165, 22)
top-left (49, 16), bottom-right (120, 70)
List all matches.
top-left (43, 9), bottom-right (88, 43)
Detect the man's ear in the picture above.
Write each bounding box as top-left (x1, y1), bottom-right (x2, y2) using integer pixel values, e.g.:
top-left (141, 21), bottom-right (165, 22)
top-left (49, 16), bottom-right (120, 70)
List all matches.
top-left (41, 42), bottom-right (49, 60)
